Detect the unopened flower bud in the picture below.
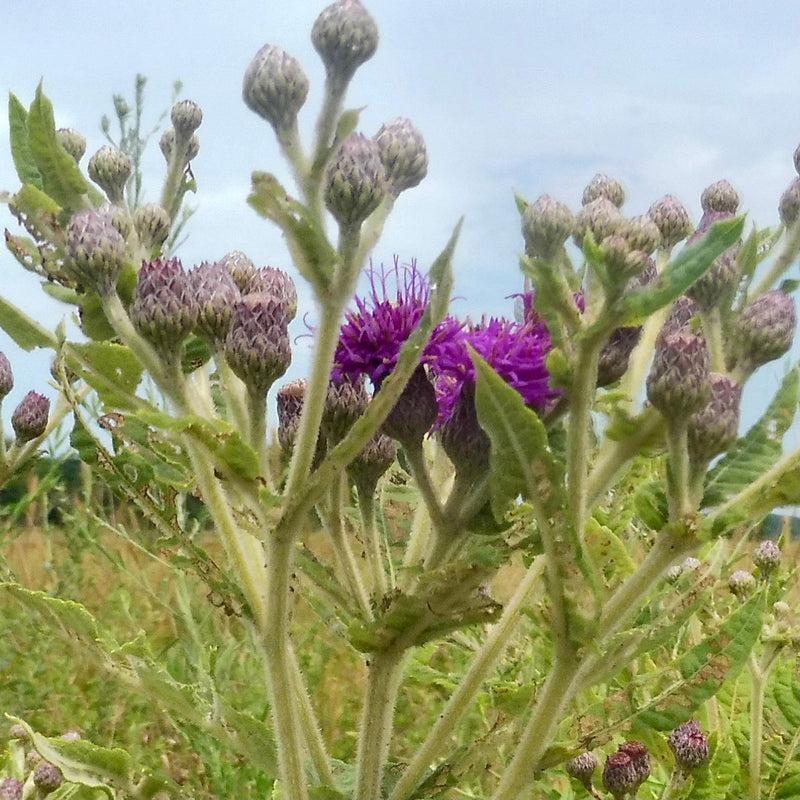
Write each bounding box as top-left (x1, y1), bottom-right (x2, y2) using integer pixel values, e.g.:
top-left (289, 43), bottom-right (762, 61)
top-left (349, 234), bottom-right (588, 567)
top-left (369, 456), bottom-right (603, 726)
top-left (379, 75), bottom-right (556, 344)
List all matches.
top-left (688, 373), bottom-right (741, 463)
top-left (566, 751), bottom-right (598, 790)
top-left (666, 564), bottom-right (684, 583)
top-left (312, 0), bottom-right (379, 81)
top-left (348, 431), bottom-right (396, 495)
top-left (619, 741), bottom-right (651, 792)
top-left (12, 391), bottom-right (50, 442)
top-left (521, 194), bottom-right (574, 259)
top-left (56, 127), bottom-right (87, 163)
top-left (701, 179), bottom-right (740, 214)
top-left (728, 569), bottom-right (756, 599)
top-left (0, 777), bottom-right (23, 800)
top-left (439, 382), bottom-right (490, 479)
top-left (243, 44), bottom-right (309, 132)
top-left (245, 267), bottom-right (298, 322)
top-left (754, 540), bottom-right (781, 577)
top-left (600, 233), bottom-right (632, 274)
top-left (65, 208), bottom-right (128, 293)
top-left (602, 751), bottom-right (638, 800)
top-left (648, 194), bottom-right (693, 248)
top-left (381, 365), bottom-right (438, 448)
top-left (159, 128), bottom-right (200, 163)
top-left (794, 144), bottom-right (800, 176)
top-left (574, 197), bottom-right (625, 248)
top-left (0, 352), bottom-right (13, 399)
top-left (61, 730), bottom-right (82, 741)
top-left (33, 760), bottom-right (63, 796)
top-left (669, 719), bottom-right (709, 771)
top-left (682, 556), bottom-right (701, 571)
top-left (324, 132), bottom-right (387, 227)
top-left (276, 378), bottom-right (306, 456)
top-left (220, 250), bottom-right (257, 291)
top-left (773, 600), bottom-right (791, 620)
top-left (88, 145), bottom-right (132, 204)
top-left (778, 176), bottom-right (800, 226)
top-left (171, 99), bottom-right (203, 139)
top-left (7, 723), bottom-right (27, 740)
top-left (322, 374), bottom-right (369, 445)
top-left (373, 117), bottom-right (428, 196)
top-left (582, 173), bottom-right (625, 208)
top-left (133, 203), bottom-right (171, 250)
top-left (685, 235), bottom-right (740, 312)
top-left (624, 214), bottom-right (662, 254)
top-left (224, 295), bottom-right (291, 394)
top-left (647, 331), bottom-right (711, 418)
top-left (733, 290), bottom-right (796, 372)
top-left (189, 260), bottom-right (241, 346)
top-left (597, 325), bottom-right (641, 387)
top-left (130, 257), bottom-right (198, 354)
top-left (658, 296), bottom-right (700, 345)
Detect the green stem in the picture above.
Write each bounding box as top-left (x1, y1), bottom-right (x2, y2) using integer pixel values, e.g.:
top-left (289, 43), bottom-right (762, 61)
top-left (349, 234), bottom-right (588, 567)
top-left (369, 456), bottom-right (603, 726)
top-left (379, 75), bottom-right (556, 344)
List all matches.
top-left (751, 218), bottom-right (800, 297)
top-left (217, 355), bottom-right (250, 434)
top-left (666, 420), bottom-right (693, 521)
top-left (246, 387), bottom-right (273, 489)
top-left (358, 487), bottom-right (389, 598)
top-left (389, 557), bottom-right (546, 800)
top-left (748, 651), bottom-right (765, 800)
top-left (701, 306), bottom-right (726, 373)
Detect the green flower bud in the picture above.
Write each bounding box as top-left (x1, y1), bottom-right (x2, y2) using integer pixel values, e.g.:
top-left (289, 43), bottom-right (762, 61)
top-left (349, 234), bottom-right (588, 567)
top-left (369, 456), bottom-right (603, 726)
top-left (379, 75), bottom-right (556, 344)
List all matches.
top-left (566, 751), bottom-right (598, 791)
top-left (521, 194), bottom-right (575, 259)
top-left (597, 325), bottom-right (641, 387)
top-left (88, 145), bottom-right (132, 204)
top-left (619, 741), bottom-right (651, 793)
top-left (669, 719), bottom-right (709, 771)
top-left (221, 250), bottom-right (257, 292)
top-left (623, 214), bottom-right (662, 254)
top-left (189, 260), bottom-right (241, 346)
top-left (381, 365), bottom-right (438, 448)
top-left (574, 197), bottom-right (625, 248)
top-left (733, 290), bottom-right (796, 372)
top-left (324, 132), bottom-right (387, 227)
top-left (0, 352), bottom-right (13, 399)
top-left (133, 203), bottom-right (171, 251)
top-left (582, 173), bottom-right (625, 208)
top-left (243, 44), bottom-right (309, 132)
top-left (0, 777), bottom-right (23, 800)
top-left (65, 209), bottom-right (128, 293)
top-left (374, 117), bottom-right (428, 196)
top-left (728, 568), bottom-right (756, 599)
top-left (312, 0), bottom-right (379, 81)
top-left (753, 539), bottom-right (780, 577)
top-left (130, 257), bottom-right (198, 354)
top-left (778, 176), bottom-right (800, 226)
top-left (224, 295), bottom-right (292, 394)
top-left (688, 373), bottom-right (741, 464)
top-left (56, 127), bottom-right (87, 163)
top-left (171, 99), bottom-right (203, 140)
top-left (347, 431), bottom-right (396, 495)
top-left (159, 128), bottom-right (200, 163)
top-left (600, 233), bottom-right (632, 274)
top-left (701, 179), bottom-right (740, 214)
top-left (322, 374), bottom-right (369, 445)
top-left (245, 267), bottom-right (298, 322)
top-left (602, 751), bottom-right (637, 800)
top-left (33, 760), bottom-right (63, 796)
top-left (646, 331), bottom-right (711, 418)
top-left (439, 382), bottom-right (490, 479)
top-left (648, 194), bottom-right (693, 248)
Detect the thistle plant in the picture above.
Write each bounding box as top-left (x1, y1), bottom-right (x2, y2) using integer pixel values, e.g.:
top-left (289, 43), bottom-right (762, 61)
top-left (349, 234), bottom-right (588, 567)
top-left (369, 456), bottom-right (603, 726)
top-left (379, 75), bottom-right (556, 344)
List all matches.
top-left (1, 2), bottom-right (798, 799)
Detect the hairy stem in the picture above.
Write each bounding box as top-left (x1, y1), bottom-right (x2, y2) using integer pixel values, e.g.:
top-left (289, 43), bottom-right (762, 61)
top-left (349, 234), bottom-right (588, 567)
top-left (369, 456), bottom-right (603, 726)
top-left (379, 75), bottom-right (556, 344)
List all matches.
top-left (358, 486), bottom-right (389, 598)
top-left (666, 420), bottom-right (693, 520)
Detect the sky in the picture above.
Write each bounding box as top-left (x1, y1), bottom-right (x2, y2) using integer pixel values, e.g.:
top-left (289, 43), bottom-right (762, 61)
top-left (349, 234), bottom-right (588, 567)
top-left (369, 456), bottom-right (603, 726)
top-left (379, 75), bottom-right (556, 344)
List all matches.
top-left (0, 0), bottom-right (798, 449)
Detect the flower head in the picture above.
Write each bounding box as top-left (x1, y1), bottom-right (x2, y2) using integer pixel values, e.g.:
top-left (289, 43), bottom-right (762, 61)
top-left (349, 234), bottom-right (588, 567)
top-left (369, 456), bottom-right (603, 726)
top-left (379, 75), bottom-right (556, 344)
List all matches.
top-left (11, 391), bottom-right (50, 443)
top-left (0, 352), bottom-right (13, 399)
top-left (243, 44), bottom-right (309, 132)
top-left (669, 719), bottom-right (710, 771)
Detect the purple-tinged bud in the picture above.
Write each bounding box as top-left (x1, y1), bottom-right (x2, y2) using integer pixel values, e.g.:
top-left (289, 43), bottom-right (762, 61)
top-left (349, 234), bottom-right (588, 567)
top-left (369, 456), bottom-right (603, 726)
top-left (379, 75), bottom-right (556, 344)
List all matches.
top-left (754, 540), bottom-right (781, 577)
top-left (602, 751), bottom-right (638, 800)
top-left (701, 179), bottom-right (740, 214)
top-left (648, 194), bottom-right (693, 248)
top-left (322, 374), bottom-right (370, 445)
top-left (311, 0), bottom-right (379, 81)
top-left (734, 290), bottom-right (796, 372)
top-left (133, 203), bottom-right (171, 251)
top-left (0, 778), bottom-right (22, 800)
top-left (171, 99), bottom-right (203, 140)
top-left (189, 260), bottom-right (241, 346)
top-left (566, 751), bottom-right (598, 791)
top-left (11, 391), bottom-right (50, 442)
top-left (130, 257), bottom-right (198, 354)
top-left (773, 600), bottom-right (791, 620)
top-left (0, 352), bottom-right (13, 399)
top-left (688, 373), bottom-right (741, 463)
top-left (682, 556), bottom-right (701, 571)
top-left (88, 145), bottom-right (132, 204)
top-left (324, 132), bottom-right (387, 227)
top-left (61, 730), bottom-right (82, 741)
top-left (728, 569), bottom-right (756, 599)
top-left (597, 325), bottom-right (641, 387)
top-left (624, 214), bottom-right (662, 254)
top-left (439, 382), bottom-right (490, 479)
top-left (521, 194), bottom-right (575, 259)
top-left (373, 117), bottom-right (428, 196)
top-left (224, 295), bottom-right (291, 394)
top-left (779, 176), bottom-right (800, 226)
top-left (220, 250), bottom-right (257, 292)
top-left (666, 564), bottom-right (684, 583)
top-left (33, 761), bottom-right (63, 795)
top-left (647, 331), bottom-right (711, 418)
top-left (65, 208), bottom-right (128, 294)
top-left (658, 296), bottom-right (700, 345)
top-left (582, 173), bottom-right (625, 208)
top-left (7, 723), bottom-right (27, 740)
top-left (619, 741), bottom-right (651, 792)
top-left (574, 197), bottom-right (625, 248)
top-left (794, 144), bottom-right (800, 176)
top-left (245, 267), bottom-right (298, 322)
top-left (669, 719), bottom-right (709, 771)
top-left (159, 128), bottom-right (200, 163)
top-left (276, 378), bottom-right (307, 456)
top-left (56, 127), bottom-right (87, 163)
top-left (243, 44), bottom-right (309, 132)
top-left (381, 365), bottom-right (438, 449)
top-left (685, 242), bottom-right (740, 312)
top-left (348, 431), bottom-right (396, 495)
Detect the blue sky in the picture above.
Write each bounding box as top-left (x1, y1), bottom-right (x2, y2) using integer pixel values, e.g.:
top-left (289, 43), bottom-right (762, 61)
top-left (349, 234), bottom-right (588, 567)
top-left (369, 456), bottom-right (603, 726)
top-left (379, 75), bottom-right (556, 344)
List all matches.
top-left (1, 0), bottom-right (798, 446)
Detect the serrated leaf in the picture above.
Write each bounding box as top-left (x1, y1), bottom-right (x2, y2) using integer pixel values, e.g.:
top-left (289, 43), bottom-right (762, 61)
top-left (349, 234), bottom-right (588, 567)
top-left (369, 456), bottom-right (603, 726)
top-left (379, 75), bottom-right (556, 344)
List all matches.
top-left (584, 516), bottom-right (637, 584)
top-left (690, 734), bottom-right (739, 800)
top-left (66, 341), bottom-right (144, 408)
top-left (772, 659), bottom-right (800, 729)
top-left (27, 83), bottom-right (90, 210)
top-left (0, 295), bottom-right (58, 350)
top-left (736, 225), bottom-right (760, 282)
top-left (633, 480), bottom-right (669, 530)
top-left (13, 180), bottom-right (63, 216)
top-left (8, 93), bottom-right (42, 187)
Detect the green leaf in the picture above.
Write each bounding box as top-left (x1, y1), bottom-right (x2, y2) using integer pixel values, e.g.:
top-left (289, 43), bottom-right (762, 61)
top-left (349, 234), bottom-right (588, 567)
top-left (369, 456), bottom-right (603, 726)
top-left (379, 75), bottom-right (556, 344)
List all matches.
top-left (13, 180), bottom-right (63, 216)
top-left (8, 94), bottom-right (43, 187)
top-left (0, 295), bottom-right (58, 350)
top-left (26, 82), bottom-right (90, 210)
top-left (736, 225), bottom-right (760, 282)
top-left (66, 342), bottom-right (144, 408)
top-left (623, 216), bottom-right (745, 321)
top-left (633, 480), bottom-right (669, 531)
top-left (772, 653), bottom-right (800, 729)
